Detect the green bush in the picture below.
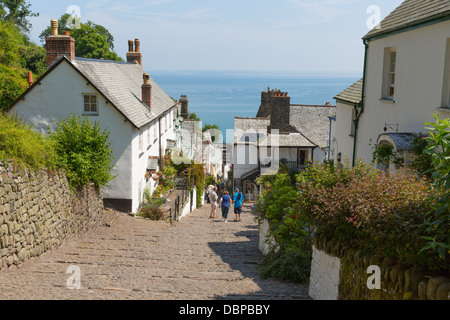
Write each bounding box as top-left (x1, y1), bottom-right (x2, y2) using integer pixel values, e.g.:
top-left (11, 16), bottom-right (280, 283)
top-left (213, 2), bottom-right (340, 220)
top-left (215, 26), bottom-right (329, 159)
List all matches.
top-left (421, 115), bottom-right (450, 262)
top-left (299, 162), bottom-right (445, 271)
top-left (137, 202), bottom-right (165, 221)
top-left (49, 114), bottom-right (115, 188)
top-left (257, 248), bottom-right (311, 283)
top-left (0, 112), bottom-right (57, 170)
top-left (256, 173), bottom-right (313, 282)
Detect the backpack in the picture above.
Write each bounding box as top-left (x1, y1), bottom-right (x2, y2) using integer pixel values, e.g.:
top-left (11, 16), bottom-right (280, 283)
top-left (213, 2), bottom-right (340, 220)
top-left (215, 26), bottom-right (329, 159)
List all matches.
top-left (237, 192), bottom-right (242, 201)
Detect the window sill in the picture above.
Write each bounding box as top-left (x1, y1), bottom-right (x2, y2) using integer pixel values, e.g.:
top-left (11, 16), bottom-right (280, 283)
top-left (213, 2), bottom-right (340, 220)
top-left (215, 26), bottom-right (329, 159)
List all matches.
top-left (82, 113), bottom-right (99, 117)
top-left (379, 98), bottom-right (395, 104)
top-left (437, 107), bottom-right (450, 113)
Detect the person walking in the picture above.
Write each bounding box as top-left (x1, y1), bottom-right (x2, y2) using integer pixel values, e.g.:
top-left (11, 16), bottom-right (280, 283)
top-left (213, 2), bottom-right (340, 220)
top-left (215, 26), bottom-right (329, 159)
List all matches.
top-left (233, 188), bottom-right (244, 222)
top-left (208, 187), bottom-right (218, 218)
top-left (218, 191), bottom-right (231, 223)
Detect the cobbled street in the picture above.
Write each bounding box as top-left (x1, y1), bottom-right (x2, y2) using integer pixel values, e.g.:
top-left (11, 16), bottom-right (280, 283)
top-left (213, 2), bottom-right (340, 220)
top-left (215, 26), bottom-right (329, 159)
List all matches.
top-left (0, 204), bottom-right (310, 300)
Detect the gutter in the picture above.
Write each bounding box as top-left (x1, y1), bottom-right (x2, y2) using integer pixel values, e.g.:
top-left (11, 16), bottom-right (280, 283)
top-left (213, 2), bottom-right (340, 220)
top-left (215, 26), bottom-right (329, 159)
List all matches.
top-left (352, 39), bottom-right (369, 167)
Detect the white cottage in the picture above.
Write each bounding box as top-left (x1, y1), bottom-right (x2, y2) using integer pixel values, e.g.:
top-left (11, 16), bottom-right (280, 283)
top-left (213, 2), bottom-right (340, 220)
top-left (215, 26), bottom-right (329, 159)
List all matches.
top-left (233, 89), bottom-right (336, 201)
top-left (332, 0), bottom-right (450, 169)
top-left (8, 20), bottom-right (178, 213)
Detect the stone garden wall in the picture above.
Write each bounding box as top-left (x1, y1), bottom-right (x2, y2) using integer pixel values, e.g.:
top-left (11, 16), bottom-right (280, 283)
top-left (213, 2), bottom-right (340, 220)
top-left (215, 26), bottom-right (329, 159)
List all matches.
top-left (311, 234), bottom-right (450, 300)
top-left (0, 160), bottom-right (104, 271)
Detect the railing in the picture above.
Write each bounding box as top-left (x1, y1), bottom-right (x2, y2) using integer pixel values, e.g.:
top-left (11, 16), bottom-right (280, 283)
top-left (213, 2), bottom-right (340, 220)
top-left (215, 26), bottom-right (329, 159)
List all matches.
top-left (260, 161), bottom-right (306, 170)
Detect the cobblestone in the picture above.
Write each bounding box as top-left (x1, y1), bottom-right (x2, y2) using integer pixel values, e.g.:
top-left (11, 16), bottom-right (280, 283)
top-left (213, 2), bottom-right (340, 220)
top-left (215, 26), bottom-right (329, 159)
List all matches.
top-left (0, 204), bottom-right (310, 300)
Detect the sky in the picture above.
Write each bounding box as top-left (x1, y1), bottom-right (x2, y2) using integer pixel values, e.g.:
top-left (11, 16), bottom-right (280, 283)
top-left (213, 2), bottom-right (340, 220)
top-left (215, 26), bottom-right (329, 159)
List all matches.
top-left (27, 0), bottom-right (404, 76)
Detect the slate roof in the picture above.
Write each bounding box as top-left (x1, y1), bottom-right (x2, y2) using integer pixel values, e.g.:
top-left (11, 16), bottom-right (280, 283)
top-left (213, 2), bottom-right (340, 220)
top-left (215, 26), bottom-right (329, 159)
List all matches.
top-left (334, 79), bottom-right (363, 105)
top-left (73, 57), bottom-right (176, 129)
top-left (363, 0), bottom-right (450, 40)
top-left (290, 105), bottom-right (336, 149)
top-left (258, 133), bottom-right (316, 148)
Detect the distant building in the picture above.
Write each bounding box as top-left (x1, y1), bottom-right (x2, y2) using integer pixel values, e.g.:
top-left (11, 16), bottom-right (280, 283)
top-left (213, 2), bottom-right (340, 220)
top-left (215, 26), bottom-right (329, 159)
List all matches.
top-left (8, 20), bottom-right (179, 213)
top-left (332, 0), bottom-right (450, 169)
top-left (233, 89), bottom-right (336, 201)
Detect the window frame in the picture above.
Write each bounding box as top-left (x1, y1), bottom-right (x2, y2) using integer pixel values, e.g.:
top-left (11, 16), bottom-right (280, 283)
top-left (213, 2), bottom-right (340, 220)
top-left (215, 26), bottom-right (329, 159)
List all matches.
top-left (381, 47), bottom-right (397, 101)
top-left (82, 94), bottom-right (99, 116)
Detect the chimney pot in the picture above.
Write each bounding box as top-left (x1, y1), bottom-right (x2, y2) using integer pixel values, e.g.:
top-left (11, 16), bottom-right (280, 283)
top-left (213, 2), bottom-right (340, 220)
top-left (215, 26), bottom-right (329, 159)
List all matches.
top-left (126, 39), bottom-right (143, 66)
top-left (51, 19), bottom-right (58, 36)
top-left (27, 72), bottom-right (34, 87)
top-left (128, 40), bottom-right (134, 52)
top-left (62, 30), bottom-right (70, 36)
top-left (135, 39), bottom-right (140, 52)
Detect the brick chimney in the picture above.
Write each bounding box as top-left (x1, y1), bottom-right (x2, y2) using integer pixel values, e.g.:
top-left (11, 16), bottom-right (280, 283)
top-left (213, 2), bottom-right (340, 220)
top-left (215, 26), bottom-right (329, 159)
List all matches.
top-left (179, 95), bottom-right (189, 120)
top-left (127, 39), bottom-right (143, 66)
top-left (142, 73), bottom-right (152, 109)
top-left (46, 19), bottom-right (76, 68)
top-left (269, 91), bottom-right (292, 133)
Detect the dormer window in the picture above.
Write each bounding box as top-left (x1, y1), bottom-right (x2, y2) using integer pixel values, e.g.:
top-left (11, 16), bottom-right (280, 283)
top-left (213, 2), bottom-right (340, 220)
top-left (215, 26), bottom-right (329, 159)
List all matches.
top-left (83, 94), bottom-right (98, 115)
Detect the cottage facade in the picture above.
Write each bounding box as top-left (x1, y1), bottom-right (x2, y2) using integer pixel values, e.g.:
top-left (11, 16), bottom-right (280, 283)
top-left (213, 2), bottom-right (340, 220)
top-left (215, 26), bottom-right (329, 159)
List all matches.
top-left (332, 0), bottom-right (450, 169)
top-left (234, 89), bottom-right (336, 201)
top-left (8, 21), bottom-right (179, 213)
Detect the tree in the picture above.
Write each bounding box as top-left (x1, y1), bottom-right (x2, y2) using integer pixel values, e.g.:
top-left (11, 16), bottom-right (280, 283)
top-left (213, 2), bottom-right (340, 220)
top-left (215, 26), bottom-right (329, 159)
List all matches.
top-left (39, 14), bottom-right (123, 62)
top-left (0, 19), bottom-right (48, 110)
top-left (0, 0), bottom-right (38, 33)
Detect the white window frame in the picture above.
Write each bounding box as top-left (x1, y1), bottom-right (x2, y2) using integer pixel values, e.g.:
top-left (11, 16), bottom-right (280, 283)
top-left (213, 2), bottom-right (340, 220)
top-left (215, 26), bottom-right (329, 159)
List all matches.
top-left (382, 47), bottom-right (397, 101)
top-left (83, 94), bottom-right (99, 116)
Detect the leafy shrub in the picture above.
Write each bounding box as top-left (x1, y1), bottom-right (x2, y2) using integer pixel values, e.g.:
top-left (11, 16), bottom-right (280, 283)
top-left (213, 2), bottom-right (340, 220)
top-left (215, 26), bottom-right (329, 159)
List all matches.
top-left (408, 133), bottom-right (433, 177)
top-left (49, 114), bottom-right (115, 188)
top-left (299, 162), bottom-right (445, 271)
top-left (257, 248), bottom-right (311, 283)
top-left (421, 115), bottom-right (450, 262)
top-left (137, 202), bottom-right (165, 221)
top-left (256, 173), bottom-right (312, 282)
top-left (0, 112), bottom-right (57, 170)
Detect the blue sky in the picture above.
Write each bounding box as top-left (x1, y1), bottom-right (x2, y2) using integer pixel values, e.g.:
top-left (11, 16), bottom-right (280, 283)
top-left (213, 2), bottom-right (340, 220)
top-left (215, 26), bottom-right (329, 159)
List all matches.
top-left (28, 0), bottom-right (404, 75)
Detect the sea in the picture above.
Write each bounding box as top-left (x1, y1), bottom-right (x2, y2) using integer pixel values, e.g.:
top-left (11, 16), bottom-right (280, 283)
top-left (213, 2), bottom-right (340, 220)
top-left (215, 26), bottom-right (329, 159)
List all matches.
top-left (150, 71), bottom-right (360, 143)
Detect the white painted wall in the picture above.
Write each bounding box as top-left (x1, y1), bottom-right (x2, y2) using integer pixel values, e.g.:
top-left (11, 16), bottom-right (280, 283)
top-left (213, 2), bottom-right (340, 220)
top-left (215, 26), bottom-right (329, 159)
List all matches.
top-left (333, 101), bottom-right (355, 165)
top-left (9, 61), bottom-right (134, 201)
top-left (309, 245), bottom-right (341, 300)
top-left (355, 21), bottom-right (450, 164)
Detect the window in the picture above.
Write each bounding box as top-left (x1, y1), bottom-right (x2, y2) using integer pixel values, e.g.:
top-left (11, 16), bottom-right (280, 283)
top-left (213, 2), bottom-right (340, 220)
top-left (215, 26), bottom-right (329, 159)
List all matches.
top-left (83, 94), bottom-right (98, 115)
top-left (139, 130), bottom-right (143, 154)
top-left (147, 124), bottom-right (151, 147)
top-left (382, 47), bottom-right (397, 101)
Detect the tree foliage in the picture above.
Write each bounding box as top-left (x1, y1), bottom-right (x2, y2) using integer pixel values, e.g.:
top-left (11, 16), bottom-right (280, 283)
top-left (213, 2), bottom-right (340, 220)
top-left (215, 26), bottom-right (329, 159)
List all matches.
top-left (39, 14), bottom-right (123, 62)
top-left (0, 0), bottom-right (38, 33)
top-left (0, 19), bottom-right (45, 110)
top-left (49, 114), bottom-right (115, 188)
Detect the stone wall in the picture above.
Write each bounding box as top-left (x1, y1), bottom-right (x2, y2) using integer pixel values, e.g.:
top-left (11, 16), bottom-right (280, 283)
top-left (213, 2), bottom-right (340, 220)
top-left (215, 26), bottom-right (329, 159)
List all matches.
top-left (311, 234), bottom-right (450, 300)
top-left (0, 161), bottom-right (104, 271)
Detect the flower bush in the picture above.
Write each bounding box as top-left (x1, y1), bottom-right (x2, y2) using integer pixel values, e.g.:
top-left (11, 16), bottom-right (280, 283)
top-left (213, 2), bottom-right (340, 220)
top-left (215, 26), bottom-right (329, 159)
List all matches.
top-left (298, 162), bottom-right (446, 271)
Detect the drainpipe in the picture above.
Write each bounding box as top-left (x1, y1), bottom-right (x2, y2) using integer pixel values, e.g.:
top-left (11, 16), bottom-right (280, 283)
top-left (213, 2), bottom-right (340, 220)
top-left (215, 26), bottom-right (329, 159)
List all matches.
top-left (328, 116), bottom-right (336, 161)
top-left (352, 39), bottom-right (369, 167)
